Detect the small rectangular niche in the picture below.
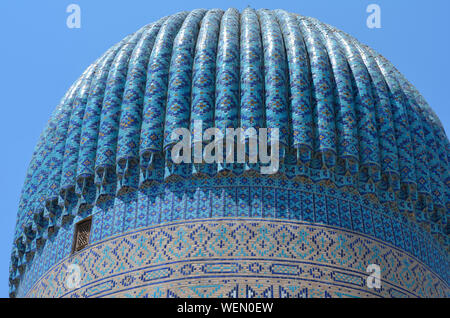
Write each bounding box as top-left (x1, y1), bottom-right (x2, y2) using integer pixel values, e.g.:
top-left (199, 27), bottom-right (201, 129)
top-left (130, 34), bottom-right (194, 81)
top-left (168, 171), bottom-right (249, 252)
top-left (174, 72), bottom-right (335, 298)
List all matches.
top-left (71, 217), bottom-right (92, 253)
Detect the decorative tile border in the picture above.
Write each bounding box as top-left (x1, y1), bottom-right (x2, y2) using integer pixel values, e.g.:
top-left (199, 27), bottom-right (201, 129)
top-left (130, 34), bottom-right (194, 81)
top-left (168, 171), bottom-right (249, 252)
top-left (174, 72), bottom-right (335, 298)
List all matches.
top-left (23, 219), bottom-right (448, 298)
top-left (16, 177), bottom-right (449, 296)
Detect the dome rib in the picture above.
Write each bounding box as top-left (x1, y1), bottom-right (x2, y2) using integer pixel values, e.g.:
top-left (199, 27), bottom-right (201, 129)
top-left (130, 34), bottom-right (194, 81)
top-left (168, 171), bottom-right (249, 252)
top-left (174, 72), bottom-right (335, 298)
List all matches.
top-left (310, 18), bottom-right (359, 173)
top-left (259, 9), bottom-right (290, 148)
top-left (352, 37), bottom-right (400, 183)
top-left (116, 21), bottom-right (166, 165)
top-left (95, 27), bottom-right (146, 172)
top-left (140, 11), bottom-right (188, 157)
top-left (332, 24), bottom-right (382, 179)
top-left (190, 9), bottom-right (223, 142)
top-left (239, 8), bottom-right (265, 138)
top-left (164, 9), bottom-right (207, 151)
top-left (115, 20), bottom-right (167, 191)
top-left (275, 10), bottom-right (314, 164)
top-left (76, 38), bottom-right (126, 193)
top-left (214, 8), bottom-right (240, 137)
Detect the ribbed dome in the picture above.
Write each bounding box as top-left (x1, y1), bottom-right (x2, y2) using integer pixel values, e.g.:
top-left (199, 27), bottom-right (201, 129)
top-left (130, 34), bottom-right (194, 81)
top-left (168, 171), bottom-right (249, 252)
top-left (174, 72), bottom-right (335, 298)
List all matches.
top-left (10, 8), bottom-right (449, 297)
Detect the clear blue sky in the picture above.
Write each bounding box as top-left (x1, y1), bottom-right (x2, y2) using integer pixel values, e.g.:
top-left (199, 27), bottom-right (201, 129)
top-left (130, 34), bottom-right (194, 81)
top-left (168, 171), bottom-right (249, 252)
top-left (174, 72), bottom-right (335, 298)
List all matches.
top-left (0, 0), bottom-right (448, 298)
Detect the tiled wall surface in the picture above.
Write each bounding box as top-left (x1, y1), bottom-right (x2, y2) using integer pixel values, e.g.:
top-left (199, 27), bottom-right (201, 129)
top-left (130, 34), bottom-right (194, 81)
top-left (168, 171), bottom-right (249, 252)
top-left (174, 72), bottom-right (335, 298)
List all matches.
top-left (16, 177), bottom-right (449, 297)
top-left (23, 218), bottom-right (448, 298)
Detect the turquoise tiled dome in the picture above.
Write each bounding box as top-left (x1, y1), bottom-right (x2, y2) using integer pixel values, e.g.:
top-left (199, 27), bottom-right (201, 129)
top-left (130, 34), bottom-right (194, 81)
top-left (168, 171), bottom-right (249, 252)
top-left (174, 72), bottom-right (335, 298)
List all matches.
top-left (10, 8), bottom-right (449, 298)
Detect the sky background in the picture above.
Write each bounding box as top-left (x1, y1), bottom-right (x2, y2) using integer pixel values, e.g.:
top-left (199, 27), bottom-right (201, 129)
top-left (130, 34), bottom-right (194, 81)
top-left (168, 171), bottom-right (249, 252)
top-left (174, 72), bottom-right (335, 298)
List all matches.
top-left (0, 0), bottom-right (449, 298)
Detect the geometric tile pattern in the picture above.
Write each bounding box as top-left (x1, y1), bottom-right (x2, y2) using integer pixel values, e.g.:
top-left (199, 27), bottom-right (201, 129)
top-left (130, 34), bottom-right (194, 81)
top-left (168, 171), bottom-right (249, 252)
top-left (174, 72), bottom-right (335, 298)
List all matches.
top-left (15, 170), bottom-right (450, 298)
top-left (14, 176), bottom-right (449, 297)
top-left (23, 219), bottom-right (448, 298)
